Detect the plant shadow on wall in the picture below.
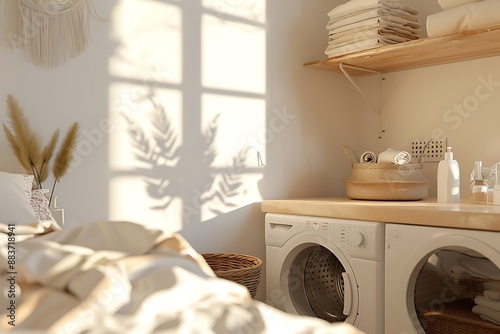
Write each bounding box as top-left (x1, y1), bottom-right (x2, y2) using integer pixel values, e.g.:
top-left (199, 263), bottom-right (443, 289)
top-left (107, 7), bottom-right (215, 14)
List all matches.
top-left (122, 87), bottom-right (250, 218)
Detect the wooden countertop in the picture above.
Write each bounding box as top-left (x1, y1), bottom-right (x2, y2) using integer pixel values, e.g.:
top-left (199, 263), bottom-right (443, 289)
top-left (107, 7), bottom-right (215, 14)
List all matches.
top-left (261, 197), bottom-right (500, 232)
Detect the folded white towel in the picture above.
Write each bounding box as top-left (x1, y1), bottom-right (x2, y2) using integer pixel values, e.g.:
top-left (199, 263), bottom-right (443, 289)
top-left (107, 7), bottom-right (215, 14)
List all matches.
top-left (437, 0), bottom-right (483, 10)
top-left (328, 0), bottom-right (402, 19)
top-left (472, 305), bottom-right (500, 325)
top-left (427, 0), bottom-right (500, 38)
top-left (329, 25), bottom-right (418, 43)
top-left (485, 290), bottom-right (500, 301)
top-left (475, 295), bottom-right (500, 312)
top-left (328, 15), bottom-right (421, 36)
top-left (328, 28), bottom-right (415, 50)
top-left (328, 5), bottom-right (419, 31)
top-left (325, 37), bottom-right (400, 58)
top-left (430, 250), bottom-right (500, 279)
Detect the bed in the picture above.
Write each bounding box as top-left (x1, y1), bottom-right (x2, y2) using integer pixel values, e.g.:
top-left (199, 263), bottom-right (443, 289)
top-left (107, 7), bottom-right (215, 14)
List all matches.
top-left (0, 171), bottom-right (365, 333)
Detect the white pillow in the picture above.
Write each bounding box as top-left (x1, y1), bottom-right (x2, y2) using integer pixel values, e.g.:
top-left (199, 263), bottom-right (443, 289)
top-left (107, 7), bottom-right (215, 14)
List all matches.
top-left (0, 171), bottom-right (59, 234)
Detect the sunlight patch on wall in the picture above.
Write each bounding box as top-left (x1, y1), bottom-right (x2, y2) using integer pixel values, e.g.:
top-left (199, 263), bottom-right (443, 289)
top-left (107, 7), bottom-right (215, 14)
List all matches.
top-left (202, 94), bottom-right (265, 167)
top-left (202, 14), bottom-right (266, 94)
top-left (109, 84), bottom-right (182, 171)
top-left (109, 0), bottom-right (182, 84)
top-left (109, 176), bottom-right (183, 232)
top-left (202, 0), bottom-right (266, 23)
top-left (200, 93), bottom-right (265, 220)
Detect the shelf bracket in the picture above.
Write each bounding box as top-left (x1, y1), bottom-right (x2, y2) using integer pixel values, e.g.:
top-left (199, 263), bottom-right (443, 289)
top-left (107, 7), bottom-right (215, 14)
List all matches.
top-left (339, 63), bottom-right (384, 138)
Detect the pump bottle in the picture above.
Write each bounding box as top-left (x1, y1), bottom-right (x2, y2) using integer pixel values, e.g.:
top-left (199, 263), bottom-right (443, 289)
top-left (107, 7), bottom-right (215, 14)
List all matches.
top-left (437, 147), bottom-right (460, 203)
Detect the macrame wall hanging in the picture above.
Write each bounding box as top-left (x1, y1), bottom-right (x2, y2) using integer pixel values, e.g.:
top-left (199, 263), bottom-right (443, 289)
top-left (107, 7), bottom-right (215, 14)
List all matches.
top-left (17, 0), bottom-right (100, 69)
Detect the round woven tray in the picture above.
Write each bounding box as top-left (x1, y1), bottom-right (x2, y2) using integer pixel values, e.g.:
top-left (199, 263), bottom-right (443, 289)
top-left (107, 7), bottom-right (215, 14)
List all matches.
top-left (202, 253), bottom-right (262, 299)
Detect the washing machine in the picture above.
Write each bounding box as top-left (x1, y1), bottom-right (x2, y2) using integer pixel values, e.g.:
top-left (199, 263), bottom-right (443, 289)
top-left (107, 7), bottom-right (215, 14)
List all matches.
top-left (265, 213), bottom-right (385, 334)
top-left (385, 223), bottom-right (500, 334)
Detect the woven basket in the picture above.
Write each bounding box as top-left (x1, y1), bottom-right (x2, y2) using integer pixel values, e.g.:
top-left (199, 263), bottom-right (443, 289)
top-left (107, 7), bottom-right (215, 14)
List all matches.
top-left (202, 253), bottom-right (262, 299)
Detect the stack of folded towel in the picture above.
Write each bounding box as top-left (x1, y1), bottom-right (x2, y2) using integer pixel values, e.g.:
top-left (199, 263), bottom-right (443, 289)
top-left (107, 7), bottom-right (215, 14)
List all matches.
top-left (325, 0), bottom-right (421, 58)
top-left (473, 281), bottom-right (500, 326)
top-left (427, 0), bottom-right (500, 38)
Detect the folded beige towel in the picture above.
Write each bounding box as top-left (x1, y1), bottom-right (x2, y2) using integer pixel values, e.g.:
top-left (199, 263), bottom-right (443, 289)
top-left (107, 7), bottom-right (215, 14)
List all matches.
top-left (475, 295), bottom-right (500, 312)
top-left (328, 0), bottom-right (403, 19)
top-left (472, 304), bottom-right (500, 325)
top-left (328, 15), bottom-right (421, 35)
top-left (328, 5), bottom-right (419, 31)
top-left (427, 0), bottom-right (500, 38)
top-left (485, 290), bottom-right (500, 301)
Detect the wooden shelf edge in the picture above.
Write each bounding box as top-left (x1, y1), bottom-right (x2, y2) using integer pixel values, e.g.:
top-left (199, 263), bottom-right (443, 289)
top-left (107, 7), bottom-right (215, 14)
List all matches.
top-left (304, 24), bottom-right (500, 76)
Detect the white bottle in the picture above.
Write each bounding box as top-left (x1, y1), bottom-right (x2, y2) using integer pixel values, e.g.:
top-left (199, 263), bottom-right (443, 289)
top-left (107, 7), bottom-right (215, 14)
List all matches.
top-left (437, 147), bottom-right (460, 203)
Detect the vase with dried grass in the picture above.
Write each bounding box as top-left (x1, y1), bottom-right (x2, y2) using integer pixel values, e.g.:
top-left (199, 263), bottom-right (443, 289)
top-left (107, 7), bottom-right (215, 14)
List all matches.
top-left (2, 95), bottom-right (79, 207)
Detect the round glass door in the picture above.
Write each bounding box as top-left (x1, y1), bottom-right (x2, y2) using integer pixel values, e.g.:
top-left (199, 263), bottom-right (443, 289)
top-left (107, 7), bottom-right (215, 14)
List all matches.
top-left (287, 245), bottom-right (350, 323)
top-left (412, 246), bottom-right (500, 334)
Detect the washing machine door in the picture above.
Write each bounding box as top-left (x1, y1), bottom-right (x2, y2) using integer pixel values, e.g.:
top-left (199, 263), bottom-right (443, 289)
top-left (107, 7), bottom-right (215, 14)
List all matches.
top-left (278, 234), bottom-right (359, 325)
top-left (386, 224), bottom-right (500, 334)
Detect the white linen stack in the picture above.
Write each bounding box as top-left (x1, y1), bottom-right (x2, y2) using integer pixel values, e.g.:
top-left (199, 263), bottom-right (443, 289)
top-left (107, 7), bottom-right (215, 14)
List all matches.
top-left (427, 0), bottom-right (500, 38)
top-left (325, 0), bottom-right (421, 58)
top-left (472, 281), bottom-right (500, 326)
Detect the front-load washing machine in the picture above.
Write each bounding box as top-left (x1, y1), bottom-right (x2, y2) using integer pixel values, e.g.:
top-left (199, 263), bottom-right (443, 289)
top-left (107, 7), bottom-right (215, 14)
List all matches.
top-left (385, 223), bottom-right (500, 334)
top-left (265, 213), bottom-right (385, 334)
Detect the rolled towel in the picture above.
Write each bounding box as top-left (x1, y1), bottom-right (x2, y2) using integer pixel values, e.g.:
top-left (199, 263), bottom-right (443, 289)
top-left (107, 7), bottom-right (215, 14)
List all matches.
top-left (437, 0), bottom-right (483, 10)
top-left (475, 295), bottom-right (500, 312)
top-left (360, 151), bottom-right (377, 163)
top-left (427, 0), bottom-right (500, 38)
top-left (377, 148), bottom-right (411, 165)
top-left (472, 304), bottom-right (500, 325)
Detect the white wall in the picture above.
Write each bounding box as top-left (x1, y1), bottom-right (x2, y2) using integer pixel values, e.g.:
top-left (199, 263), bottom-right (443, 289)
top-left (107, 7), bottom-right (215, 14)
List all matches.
top-left (0, 0), bottom-right (356, 301)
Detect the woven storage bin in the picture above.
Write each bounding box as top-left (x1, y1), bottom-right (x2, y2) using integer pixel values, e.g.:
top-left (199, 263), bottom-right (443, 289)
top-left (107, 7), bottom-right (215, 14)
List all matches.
top-left (202, 253), bottom-right (262, 299)
top-left (344, 162), bottom-right (429, 200)
top-left (415, 270), bottom-right (500, 334)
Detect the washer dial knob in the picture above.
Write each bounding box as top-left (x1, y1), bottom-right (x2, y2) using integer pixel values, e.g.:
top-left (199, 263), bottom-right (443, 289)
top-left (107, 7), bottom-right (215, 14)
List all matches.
top-left (351, 231), bottom-right (365, 246)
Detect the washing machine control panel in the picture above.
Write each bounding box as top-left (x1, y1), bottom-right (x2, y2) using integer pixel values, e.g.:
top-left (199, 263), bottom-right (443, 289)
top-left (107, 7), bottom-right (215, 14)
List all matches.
top-left (339, 223), bottom-right (384, 261)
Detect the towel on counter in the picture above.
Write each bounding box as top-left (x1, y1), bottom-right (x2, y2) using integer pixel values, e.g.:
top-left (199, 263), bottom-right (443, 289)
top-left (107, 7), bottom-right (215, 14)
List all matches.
top-left (427, 0), bottom-right (500, 38)
top-left (438, 0), bottom-right (483, 10)
top-left (472, 305), bottom-right (500, 326)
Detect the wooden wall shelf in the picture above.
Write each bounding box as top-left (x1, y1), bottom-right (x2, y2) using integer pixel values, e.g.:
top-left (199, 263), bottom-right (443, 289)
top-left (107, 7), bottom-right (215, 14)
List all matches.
top-left (304, 24), bottom-right (500, 76)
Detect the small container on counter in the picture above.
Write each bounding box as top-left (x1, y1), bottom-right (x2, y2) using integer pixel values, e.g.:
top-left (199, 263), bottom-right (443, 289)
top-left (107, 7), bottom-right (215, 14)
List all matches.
top-left (470, 161), bottom-right (488, 204)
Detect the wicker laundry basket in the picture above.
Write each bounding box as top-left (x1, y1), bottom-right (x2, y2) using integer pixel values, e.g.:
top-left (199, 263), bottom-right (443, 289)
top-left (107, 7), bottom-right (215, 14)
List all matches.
top-left (202, 252), bottom-right (262, 299)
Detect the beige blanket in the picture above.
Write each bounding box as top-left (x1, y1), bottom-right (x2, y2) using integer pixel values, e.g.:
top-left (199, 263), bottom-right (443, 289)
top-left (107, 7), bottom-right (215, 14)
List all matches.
top-left (0, 221), bottom-right (365, 334)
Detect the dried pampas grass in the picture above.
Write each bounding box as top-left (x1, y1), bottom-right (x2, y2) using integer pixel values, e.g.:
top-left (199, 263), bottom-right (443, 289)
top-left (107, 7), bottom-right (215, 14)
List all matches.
top-left (49, 122), bottom-right (79, 205)
top-left (3, 95), bottom-right (79, 206)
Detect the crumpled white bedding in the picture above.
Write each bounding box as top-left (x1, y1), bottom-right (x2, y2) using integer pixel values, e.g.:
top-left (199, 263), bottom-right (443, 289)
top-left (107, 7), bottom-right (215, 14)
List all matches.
top-left (0, 221), bottom-right (365, 334)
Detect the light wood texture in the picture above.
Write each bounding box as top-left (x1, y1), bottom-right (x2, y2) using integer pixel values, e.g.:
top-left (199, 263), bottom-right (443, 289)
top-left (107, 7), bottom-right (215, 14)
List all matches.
top-left (261, 197), bottom-right (500, 232)
top-left (304, 24), bottom-right (500, 76)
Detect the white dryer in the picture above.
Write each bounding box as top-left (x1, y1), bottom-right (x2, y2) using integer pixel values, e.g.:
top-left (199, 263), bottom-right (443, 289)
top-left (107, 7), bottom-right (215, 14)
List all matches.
top-left (265, 213), bottom-right (385, 334)
top-left (385, 223), bottom-right (500, 334)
